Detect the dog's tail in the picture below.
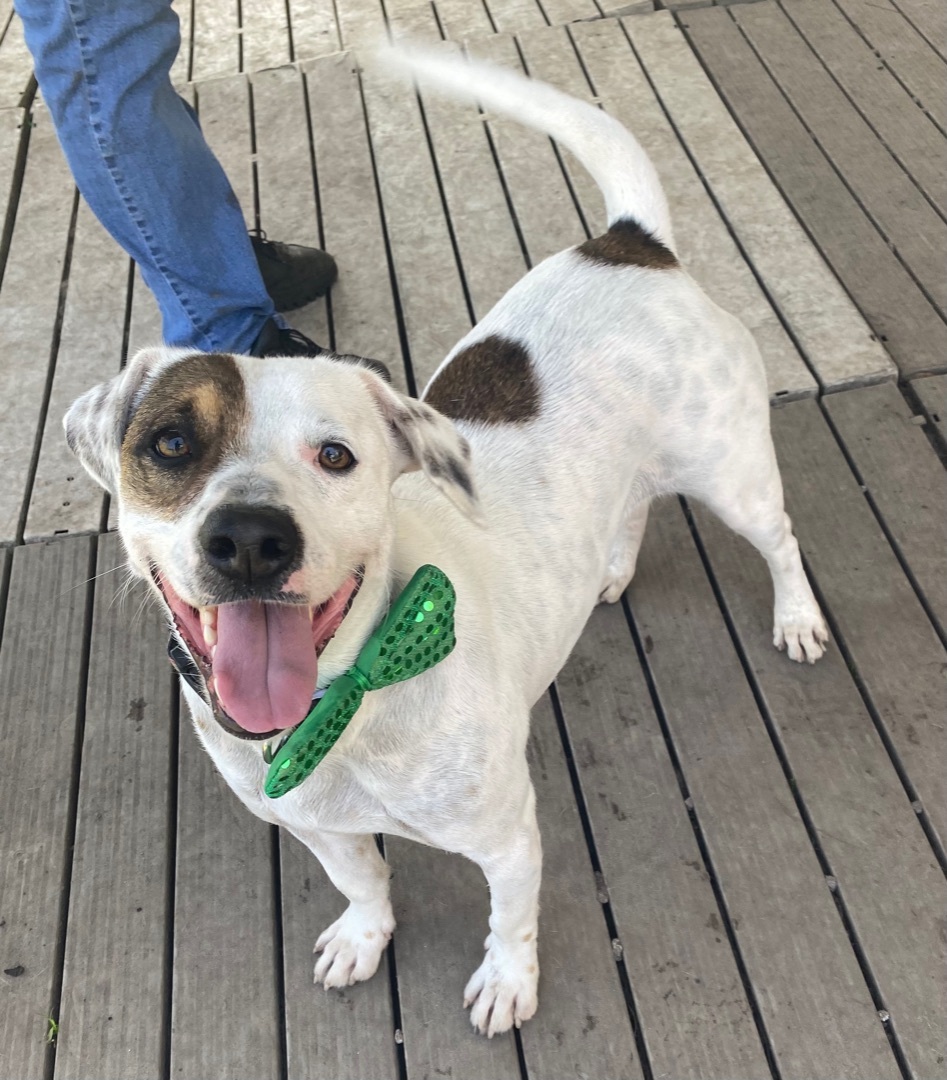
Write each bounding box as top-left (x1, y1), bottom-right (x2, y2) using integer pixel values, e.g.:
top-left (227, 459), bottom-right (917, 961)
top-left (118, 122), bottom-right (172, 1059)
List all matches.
top-left (375, 40), bottom-right (674, 252)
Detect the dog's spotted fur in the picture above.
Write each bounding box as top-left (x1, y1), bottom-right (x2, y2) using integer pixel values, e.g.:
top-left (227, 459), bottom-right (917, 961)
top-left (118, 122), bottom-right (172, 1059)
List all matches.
top-left (425, 335), bottom-right (540, 424)
top-left (121, 354), bottom-right (248, 518)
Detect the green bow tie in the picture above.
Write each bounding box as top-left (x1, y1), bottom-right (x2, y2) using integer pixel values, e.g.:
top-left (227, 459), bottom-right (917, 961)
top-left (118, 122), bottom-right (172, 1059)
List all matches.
top-left (263, 564), bottom-right (456, 799)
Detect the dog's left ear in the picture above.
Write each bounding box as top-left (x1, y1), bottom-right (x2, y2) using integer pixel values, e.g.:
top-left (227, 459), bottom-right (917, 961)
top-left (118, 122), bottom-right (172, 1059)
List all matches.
top-left (362, 371), bottom-right (481, 522)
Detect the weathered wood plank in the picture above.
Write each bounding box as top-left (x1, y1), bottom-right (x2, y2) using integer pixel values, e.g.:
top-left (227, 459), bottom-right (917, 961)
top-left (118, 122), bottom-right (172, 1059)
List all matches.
top-left (771, 400), bottom-right (947, 850)
top-left (360, 42), bottom-right (472, 388)
top-left (626, 11), bottom-right (895, 391)
top-left (475, 33), bottom-right (587, 265)
top-left (0, 538), bottom-right (94, 1080)
top-left (190, 0), bottom-right (239, 81)
top-left (196, 74), bottom-right (254, 227)
top-left (126, 266), bottom-right (163, 356)
top-left (415, 40), bottom-right (528, 323)
top-left (682, 4), bottom-right (947, 380)
top-left (518, 695), bottom-right (643, 1080)
top-left (892, 0), bottom-right (947, 58)
top-left (824, 383), bottom-right (947, 635)
top-left (169, 0), bottom-right (192, 86)
top-left (540, 0), bottom-right (600, 25)
top-left (54, 533), bottom-right (175, 1080)
top-left (242, 0), bottom-right (292, 73)
top-left (566, 18), bottom-right (817, 400)
top-left (279, 830), bottom-right (400, 1080)
top-left (733, 2), bottom-right (947, 319)
top-left (484, 0), bottom-right (547, 34)
top-left (434, 0), bottom-right (496, 39)
top-left (781, 0), bottom-right (947, 219)
top-left (387, 837), bottom-right (523, 1080)
top-left (0, 10), bottom-right (32, 107)
top-left (386, 0), bottom-right (444, 42)
top-left (831, 0), bottom-right (947, 130)
top-left (170, 715), bottom-right (282, 1079)
top-left (913, 373), bottom-right (947, 438)
top-left (287, 0), bottom-right (343, 60)
top-left (629, 499), bottom-right (900, 1079)
top-left (0, 107), bottom-right (21, 231)
top-left (332, 0), bottom-right (387, 51)
top-left (556, 604), bottom-right (772, 1080)
top-left (0, 108), bottom-right (74, 544)
top-left (252, 65), bottom-right (330, 349)
top-left (303, 52), bottom-right (407, 386)
top-left (25, 201), bottom-right (127, 542)
top-left (690, 492), bottom-right (947, 1080)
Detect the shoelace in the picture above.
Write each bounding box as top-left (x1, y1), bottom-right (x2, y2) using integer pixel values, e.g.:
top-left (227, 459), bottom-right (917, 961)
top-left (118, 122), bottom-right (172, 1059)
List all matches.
top-left (248, 228), bottom-right (291, 264)
top-left (274, 326), bottom-right (325, 355)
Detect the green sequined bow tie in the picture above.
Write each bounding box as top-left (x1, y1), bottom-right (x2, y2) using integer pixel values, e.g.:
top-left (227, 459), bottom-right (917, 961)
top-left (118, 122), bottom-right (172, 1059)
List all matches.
top-left (263, 564), bottom-right (456, 799)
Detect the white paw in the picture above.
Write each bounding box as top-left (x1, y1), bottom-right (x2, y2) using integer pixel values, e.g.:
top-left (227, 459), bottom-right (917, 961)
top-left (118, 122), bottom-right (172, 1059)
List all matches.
top-left (313, 901), bottom-right (395, 989)
top-left (774, 608), bottom-right (830, 664)
top-left (463, 933), bottom-right (539, 1037)
top-left (598, 578), bottom-right (627, 605)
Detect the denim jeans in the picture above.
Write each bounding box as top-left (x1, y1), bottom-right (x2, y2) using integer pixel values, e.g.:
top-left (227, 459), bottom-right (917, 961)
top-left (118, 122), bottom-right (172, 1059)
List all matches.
top-left (15, 0), bottom-right (275, 352)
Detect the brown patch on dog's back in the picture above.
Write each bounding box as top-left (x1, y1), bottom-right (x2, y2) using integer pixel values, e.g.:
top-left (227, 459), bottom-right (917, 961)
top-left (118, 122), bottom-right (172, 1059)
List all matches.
top-left (424, 335), bottom-right (539, 424)
top-left (578, 217), bottom-right (678, 270)
top-left (121, 354), bottom-right (248, 518)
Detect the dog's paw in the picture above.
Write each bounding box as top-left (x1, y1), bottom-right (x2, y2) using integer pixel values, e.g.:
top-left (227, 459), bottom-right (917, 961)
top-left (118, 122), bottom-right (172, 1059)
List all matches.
top-left (463, 933), bottom-right (539, 1037)
top-left (313, 901), bottom-right (395, 989)
top-left (598, 578), bottom-right (628, 605)
top-left (774, 607), bottom-right (830, 664)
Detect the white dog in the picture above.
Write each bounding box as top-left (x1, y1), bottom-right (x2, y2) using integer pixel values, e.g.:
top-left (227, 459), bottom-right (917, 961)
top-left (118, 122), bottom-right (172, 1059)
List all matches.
top-left (64, 45), bottom-right (828, 1036)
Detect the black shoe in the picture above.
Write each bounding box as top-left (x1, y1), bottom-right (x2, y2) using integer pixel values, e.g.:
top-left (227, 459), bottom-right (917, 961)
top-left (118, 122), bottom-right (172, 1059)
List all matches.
top-left (250, 230), bottom-right (338, 312)
top-left (251, 319), bottom-right (327, 357)
top-left (251, 318), bottom-right (391, 383)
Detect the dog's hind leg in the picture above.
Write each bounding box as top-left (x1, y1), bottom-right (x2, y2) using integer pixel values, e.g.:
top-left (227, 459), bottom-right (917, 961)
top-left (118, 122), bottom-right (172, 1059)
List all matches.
top-left (461, 783), bottom-right (542, 1036)
top-left (600, 498), bottom-right (650, 603)
top-left (287, 826), bottom-right (395, 988)
top-left (693, 438), bottom-right (828, 663)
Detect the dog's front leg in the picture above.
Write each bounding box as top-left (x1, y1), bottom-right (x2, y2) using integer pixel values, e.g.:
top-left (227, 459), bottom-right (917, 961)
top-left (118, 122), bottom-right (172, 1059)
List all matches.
top-left (286, 826), bottom-right (395, 989)
top-left (462, 787), bottom-right (542, 1037)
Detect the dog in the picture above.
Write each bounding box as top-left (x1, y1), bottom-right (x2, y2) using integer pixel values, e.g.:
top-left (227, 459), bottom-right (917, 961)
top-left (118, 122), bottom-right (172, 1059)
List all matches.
top-left (64, 44), bottom-right (828, 1037)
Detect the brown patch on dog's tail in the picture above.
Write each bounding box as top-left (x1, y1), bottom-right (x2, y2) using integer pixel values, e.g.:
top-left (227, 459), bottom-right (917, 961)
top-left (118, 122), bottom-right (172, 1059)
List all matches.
top-left (577, 218), bottom-right (679, 271)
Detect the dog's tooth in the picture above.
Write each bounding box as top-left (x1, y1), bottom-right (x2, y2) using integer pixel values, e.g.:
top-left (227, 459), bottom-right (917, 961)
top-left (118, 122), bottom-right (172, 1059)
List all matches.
top-left (200, 606), bottom-right (218, 647)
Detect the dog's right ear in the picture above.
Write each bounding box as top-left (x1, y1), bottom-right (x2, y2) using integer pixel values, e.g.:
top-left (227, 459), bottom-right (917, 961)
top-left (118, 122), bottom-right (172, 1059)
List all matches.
top-left (63, 347), bottom-right (171, 495)
top-left (360, 369), bottom-right (482, 523)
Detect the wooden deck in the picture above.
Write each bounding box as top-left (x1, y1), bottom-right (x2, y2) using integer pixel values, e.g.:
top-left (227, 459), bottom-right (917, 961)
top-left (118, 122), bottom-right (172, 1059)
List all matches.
top-left (1, 1), bottom-right (945, 1078)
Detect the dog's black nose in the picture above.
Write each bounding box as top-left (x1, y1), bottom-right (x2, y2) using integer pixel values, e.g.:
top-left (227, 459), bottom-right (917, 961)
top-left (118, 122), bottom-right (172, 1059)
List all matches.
top-left (199, 505), bottom-right (301, 586)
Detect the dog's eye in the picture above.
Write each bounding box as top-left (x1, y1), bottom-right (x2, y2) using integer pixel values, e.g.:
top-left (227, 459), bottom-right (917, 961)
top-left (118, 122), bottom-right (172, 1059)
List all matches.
top-left (318, 443), bottom-right (355, 471)
top-left (152, 431), bottom-right (192, 460)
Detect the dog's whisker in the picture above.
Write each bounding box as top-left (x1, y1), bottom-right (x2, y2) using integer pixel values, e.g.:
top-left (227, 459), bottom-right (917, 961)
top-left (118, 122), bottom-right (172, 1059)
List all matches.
top-left (57, 562), bottom-right (126, 597)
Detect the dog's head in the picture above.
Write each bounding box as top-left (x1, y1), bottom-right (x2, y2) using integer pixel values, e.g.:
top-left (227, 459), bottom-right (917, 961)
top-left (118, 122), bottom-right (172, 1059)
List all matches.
top-left (65, 347), bottom-right (477, 738)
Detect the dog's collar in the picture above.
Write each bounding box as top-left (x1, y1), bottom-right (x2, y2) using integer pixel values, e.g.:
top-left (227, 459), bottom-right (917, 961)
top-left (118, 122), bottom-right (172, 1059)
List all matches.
top-left (169, 565), bottom-right (457, 798)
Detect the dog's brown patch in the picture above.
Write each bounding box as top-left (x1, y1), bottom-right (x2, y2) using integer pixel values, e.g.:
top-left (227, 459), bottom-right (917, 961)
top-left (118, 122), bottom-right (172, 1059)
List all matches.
top-left (424, 335), bottom-right (539, 424)
top-left (578, 217), bottom-right (678, 270)
top-left (121, 354), bottom-right (248, 518)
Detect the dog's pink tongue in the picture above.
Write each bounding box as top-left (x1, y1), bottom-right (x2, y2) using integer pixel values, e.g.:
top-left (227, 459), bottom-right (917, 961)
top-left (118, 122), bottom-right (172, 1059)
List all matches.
top-left (214, 602), bottom-right (317, 733)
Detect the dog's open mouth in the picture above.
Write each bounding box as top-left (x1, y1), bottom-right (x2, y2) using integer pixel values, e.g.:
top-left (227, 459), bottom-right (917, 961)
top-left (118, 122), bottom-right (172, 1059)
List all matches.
top-left (157, 570), bottom-right (363, 739)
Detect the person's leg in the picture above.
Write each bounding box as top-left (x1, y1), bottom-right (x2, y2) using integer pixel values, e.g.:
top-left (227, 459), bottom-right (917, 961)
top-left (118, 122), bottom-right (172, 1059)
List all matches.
top-left (16, 0), bottom-right (274, 352)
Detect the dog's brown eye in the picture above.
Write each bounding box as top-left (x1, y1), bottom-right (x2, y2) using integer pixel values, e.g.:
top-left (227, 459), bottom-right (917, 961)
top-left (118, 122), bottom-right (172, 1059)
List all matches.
top-left (318, 443), bottom-right (355, 471)
top-left (153, 431), bottom-right (192, 460)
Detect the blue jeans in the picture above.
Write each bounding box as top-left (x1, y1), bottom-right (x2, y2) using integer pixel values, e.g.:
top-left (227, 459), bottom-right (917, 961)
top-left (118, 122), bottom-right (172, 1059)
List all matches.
top-left (15, 0), bottom-right (275, 352)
